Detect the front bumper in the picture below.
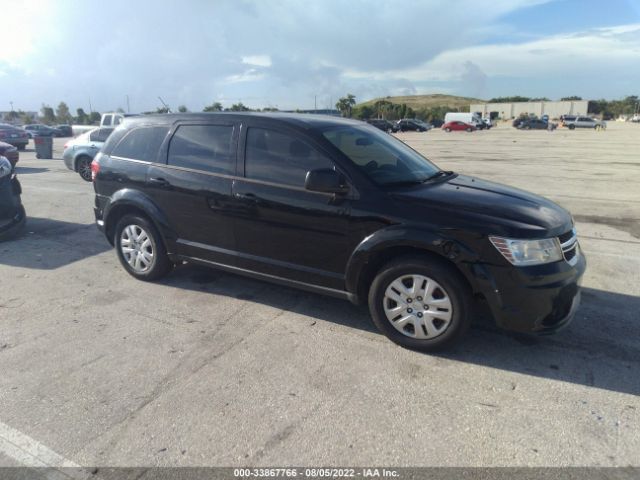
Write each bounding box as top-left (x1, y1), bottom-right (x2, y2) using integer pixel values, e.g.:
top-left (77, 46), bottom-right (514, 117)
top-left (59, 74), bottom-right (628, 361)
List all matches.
top-left (470, 246), bottom-right (586, 334)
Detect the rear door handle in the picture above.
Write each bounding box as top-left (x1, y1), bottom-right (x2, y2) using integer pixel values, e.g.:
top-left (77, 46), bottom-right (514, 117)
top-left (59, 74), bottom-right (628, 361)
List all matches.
top-left (148, 177), bottom-right (170, 187)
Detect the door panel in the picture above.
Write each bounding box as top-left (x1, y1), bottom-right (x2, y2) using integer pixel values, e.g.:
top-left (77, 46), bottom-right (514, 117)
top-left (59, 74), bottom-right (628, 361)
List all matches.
top-left (232, 180), bottom-right (350, 288)
top-left (231, 125), bottom-right (352, 289)
top-left (144, 122), bottom-right (238, 265)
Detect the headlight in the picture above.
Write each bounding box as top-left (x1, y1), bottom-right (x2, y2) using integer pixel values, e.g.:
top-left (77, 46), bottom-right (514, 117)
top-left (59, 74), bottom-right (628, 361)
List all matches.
top-left (0, 156), bottom-right (12, 178)
top-left (489, 236), bottom-right (563, 266)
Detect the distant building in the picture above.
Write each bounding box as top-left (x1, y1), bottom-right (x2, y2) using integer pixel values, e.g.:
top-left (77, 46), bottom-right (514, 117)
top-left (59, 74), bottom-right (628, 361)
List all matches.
top-left (470, 101), bottom-right (589, 120)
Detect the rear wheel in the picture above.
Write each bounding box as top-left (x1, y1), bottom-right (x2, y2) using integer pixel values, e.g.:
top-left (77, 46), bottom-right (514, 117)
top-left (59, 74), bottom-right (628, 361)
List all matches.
top-left (76, 156), bottom-right (92, 182)
top-left (368, 256), bottom-right (472, 351)
top-left (445, 127), bottom-right (451, 132)
top-left (114, 214), bottom-right (171, 281)
top-left (17, 145), bottom-right (26, 151)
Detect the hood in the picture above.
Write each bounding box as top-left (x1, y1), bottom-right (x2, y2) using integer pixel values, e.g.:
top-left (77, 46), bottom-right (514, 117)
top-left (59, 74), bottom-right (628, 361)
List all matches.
top-left (391, 174), bottom-right (572, 237)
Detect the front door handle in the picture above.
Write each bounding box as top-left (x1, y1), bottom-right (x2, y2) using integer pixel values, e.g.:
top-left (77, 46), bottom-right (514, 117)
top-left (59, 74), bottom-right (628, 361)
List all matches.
top-left (148, 177), bottom-right (170, 187)
top-left (234, 192), bottom-right (257, 201)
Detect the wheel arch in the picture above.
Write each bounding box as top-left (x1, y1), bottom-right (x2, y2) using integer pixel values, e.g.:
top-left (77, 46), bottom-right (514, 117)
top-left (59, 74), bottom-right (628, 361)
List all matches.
top-left (345, 227), bottom-right (478, 304)
top-left (73, 153), bottom-right (93, 172)
top-left (103, 190), bottom-right (176, 251)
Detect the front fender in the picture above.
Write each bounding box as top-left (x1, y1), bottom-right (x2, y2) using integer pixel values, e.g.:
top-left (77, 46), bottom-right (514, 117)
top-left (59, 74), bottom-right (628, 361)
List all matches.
top-left (103, 189), bottom-right (177, 251)
top-left (345, 225), bottom-right (479, 296)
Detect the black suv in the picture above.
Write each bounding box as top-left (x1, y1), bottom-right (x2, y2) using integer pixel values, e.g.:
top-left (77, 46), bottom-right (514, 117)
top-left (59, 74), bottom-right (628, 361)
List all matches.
top-left (396, 119), bottom-right (432, 132)
top-left (93, 113), bottom-right (585, 350)
top-left (366, 119), bottom-right (399, 133)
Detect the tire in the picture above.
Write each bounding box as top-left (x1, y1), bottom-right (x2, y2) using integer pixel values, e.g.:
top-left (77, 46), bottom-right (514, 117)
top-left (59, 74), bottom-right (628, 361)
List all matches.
top-left (445, 128), bottom-right (451, 132)
top-left (114, 214), bottom-right (171, 281)
top-left (17, 145), bottom-right (26, 151)
top-left (0, 205), bottom-right (26, 242)
top-left (368, 255), bottom-right (472, 351)
top-left (569, 125), bottom-right (575, 130)
top-left (76, 156), bottom-right (93, 182)
top-left (466, 127), bottom-right (472, 132)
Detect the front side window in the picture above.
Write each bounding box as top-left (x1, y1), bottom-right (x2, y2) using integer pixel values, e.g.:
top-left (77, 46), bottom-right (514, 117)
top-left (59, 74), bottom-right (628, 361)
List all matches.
top-left (245, 128), bottom-right (334, 187)
top-left (322, 124), bottom-right (440, 186)
top-left (167, 125), bottom-right (234, 174)
top-left (111, 126), bottom-right (168, 162)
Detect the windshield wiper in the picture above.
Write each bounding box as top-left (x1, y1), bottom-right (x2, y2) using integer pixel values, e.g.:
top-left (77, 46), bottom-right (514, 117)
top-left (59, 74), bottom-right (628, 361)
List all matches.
top-left (423, 170), bottom-right (453, 181)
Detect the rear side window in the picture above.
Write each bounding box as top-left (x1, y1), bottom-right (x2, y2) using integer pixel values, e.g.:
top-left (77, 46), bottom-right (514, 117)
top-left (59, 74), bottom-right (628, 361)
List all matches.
top-left (102, 115), bottom-right (112, 126)
top-left (111, 126), bottom-right (168, 162)
top-left (89, 128), bottom-right (114, 143)
top-left (245, 128), bottom-right (334, 187)
top-left (167, 125), bottom-right (234, 174)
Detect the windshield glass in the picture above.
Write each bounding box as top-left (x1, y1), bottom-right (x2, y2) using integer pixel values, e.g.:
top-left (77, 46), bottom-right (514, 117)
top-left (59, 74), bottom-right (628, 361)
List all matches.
top-left (322, 125), bottom-right (440, 185)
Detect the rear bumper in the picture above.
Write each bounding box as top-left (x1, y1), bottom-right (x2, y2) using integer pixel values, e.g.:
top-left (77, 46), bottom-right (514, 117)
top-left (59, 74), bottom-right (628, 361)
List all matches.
top-left (470, 246), bottom-right (586, 334)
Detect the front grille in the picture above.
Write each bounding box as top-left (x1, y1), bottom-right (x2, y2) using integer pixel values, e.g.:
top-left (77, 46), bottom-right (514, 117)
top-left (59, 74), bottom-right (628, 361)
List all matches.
top-left (559, 228), bottom-right (578, 265)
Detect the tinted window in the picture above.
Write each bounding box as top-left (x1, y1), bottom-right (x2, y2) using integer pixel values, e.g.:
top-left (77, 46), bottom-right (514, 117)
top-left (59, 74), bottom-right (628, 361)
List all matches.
top-left (114, 116), bottom-right (122, 126)
top-left (245, 128), bottom-right (334, 187)
top-left (102, 115), bottom-right (112, 126)
top-left (323, 125), bottom-right (439, 186)
top-left (89, 128), bottom-right (114, 143)
top-left (111, 126), bottom-right (168, 162)
top-left (168, 125), bottom-right (234, 174)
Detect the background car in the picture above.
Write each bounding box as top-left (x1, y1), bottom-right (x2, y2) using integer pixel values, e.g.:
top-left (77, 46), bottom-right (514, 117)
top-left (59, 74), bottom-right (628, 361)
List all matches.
top-left (396, 119), bottom-right (428, 132)
top-left (563, 116), bottom-right (606, 130)
top-left (429, 119), bottom-right (444, 128)
top-left (23, 124), bottom-right (63, 138)
top-left (55, 125), bottom-right (73, 137)
top-left (63, 127), bottom-right (114, 181)
top-left (366, 119), bottom-right (399, 133)
top-left (517, 118), bottom-right (557, 130)
top-left (442, 121), bottom-right (476, 132)
top-left (0, 124), bottom-right (29, 150)
top-left (0, 141), bottom-right (19, 167)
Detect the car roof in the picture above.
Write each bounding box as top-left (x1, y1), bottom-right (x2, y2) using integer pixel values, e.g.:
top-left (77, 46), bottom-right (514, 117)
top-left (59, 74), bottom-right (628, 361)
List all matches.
top-left (121, 112), bottom-right (362, 131)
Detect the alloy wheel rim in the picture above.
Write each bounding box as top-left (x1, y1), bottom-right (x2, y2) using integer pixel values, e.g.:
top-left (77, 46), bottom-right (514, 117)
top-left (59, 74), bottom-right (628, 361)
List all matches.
top-left (120, 224), bottom-right (154, 273)
top-left (383, 274), bottom-right (453, 339)
top-left (79, 160), bottom-right (92, 180)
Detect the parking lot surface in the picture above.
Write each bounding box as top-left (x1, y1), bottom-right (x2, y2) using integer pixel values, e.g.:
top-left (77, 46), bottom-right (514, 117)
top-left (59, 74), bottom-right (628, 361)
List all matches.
top-left (0, 123), bottom-right (639, 468)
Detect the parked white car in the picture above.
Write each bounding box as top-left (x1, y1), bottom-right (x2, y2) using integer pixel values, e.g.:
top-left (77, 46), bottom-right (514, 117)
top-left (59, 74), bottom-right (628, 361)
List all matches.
top-left (62, 127), bottom-right (113, 181)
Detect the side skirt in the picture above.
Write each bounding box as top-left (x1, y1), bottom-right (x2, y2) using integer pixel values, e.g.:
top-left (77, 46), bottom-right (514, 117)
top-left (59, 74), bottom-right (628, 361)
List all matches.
top-left (173, 254), bottom-right (360, 305)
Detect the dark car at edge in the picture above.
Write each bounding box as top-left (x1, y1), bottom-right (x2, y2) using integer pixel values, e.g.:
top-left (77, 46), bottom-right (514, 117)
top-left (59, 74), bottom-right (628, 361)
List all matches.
top-left (92, 113), bottom-right (585, 351)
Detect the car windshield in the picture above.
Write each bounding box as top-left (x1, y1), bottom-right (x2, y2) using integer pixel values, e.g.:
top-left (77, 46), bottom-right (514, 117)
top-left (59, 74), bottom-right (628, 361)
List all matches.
top-left (322, 125), bottom-right (441, 185)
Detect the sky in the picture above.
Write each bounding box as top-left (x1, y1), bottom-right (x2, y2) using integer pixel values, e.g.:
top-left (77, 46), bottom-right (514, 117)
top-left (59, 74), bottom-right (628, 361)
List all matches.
top-left (1, 0), bottom-right (639, 114)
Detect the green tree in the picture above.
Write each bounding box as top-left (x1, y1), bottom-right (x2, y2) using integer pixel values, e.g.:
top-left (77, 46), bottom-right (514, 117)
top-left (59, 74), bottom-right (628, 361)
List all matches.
top-left (89, 111), bottom-right (101, 124)
top-left (228, 102), bottom-right (249, 112)
top-left (177, 105), bottom-right (188, 112)
top-left (560, 96), bottom-right (582, 101)
top-left (55, 102), bottom-right (72, 124)
top-left (75, 108), bottom-right (89, 125)
top-left (203, 102), bottom-right (223, 112)
top-left (488, 96), bottom-right (530, 103)
top-left (41, 104), bottom-right (56, 125)
top-left (335, 94), bottom-right (356, 117)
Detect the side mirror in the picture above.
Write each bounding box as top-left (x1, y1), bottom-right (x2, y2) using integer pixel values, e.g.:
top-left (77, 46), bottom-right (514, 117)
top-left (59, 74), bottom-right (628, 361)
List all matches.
top-left (305, 168), bottom-right (349, 194)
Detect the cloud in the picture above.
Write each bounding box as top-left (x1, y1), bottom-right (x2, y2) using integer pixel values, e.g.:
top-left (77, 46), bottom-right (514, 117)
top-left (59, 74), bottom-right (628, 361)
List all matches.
top-left (2, 0), bottom-right (635, 112)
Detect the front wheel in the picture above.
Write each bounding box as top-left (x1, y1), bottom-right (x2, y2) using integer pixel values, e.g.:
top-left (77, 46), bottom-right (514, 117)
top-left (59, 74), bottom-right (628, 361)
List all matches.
top-left (114, 214), bottom-right (171, 281)
top-left (368, 256), bottom-right (472, 351)
top-left (466, 127), bottom-right (472, 132)
top-left (445, 128), bottom-right (451, 132)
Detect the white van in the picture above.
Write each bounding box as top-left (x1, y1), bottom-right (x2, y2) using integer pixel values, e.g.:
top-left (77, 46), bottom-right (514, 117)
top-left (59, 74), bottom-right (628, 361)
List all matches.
top-left (444, 112), bottom-right (482, 127)
top-left (100, 112), bottom-right (136, 128)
